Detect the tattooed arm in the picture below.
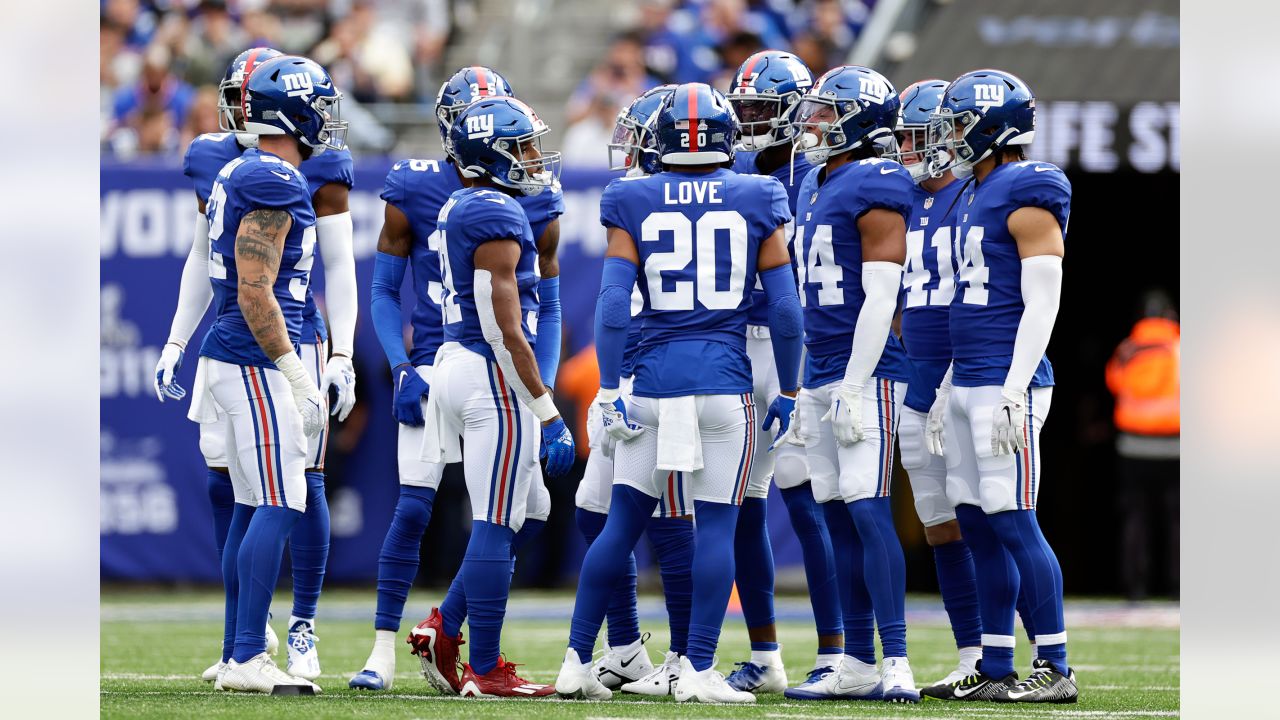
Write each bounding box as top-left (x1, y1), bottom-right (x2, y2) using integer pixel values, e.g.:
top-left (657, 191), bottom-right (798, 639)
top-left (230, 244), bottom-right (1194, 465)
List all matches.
top-left (235, 208), bottom-right (293, 359)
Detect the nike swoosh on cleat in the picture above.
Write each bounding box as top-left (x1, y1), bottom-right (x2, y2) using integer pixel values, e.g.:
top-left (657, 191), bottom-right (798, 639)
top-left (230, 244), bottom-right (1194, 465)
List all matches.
top-left (619, 653), bottom-right (640, 668)
top-left (952, 682), bottom-right (988, 698)
top-left (1005, 688), bottom-right (1040, 700)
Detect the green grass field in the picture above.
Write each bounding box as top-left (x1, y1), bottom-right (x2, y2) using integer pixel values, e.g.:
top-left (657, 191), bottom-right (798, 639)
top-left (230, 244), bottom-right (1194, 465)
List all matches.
top-left (102, 588), bottom-right (1179, 719)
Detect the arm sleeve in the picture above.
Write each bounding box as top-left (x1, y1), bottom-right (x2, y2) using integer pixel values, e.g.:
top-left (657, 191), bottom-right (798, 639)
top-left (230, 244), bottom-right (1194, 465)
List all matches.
top-left (1003, 255), bottom-right (1063, 393)
top-left (165, 212), bottom-right (214, 347)
top-left (759, 264), bottom-right (803, 393)
top-left (475, 267), bottom-right (545, 409)
top-left (369, 251), bottom-right (411, 369)
top-left (840, 261), bottom-right (904, 388)
top-left (316, 211), bottom-right (357, 357)
top-left (594, 256), bottom-right (639, 391)
top-left (535, 275), bottom-right (562, 388)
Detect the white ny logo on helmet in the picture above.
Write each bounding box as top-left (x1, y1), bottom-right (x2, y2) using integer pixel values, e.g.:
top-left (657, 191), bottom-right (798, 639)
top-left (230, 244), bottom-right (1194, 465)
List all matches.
top-left (282, 72), bottom-right (314, 99)
top-left (974, 84), bottom-right (1005, 112)
top-left (858, 76), bottom-right (888, 104)
top-left (466, 114), bottom-right (494, 139)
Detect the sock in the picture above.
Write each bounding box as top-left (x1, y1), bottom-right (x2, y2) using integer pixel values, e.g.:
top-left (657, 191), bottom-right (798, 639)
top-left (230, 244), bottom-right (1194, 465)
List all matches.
top-left (751, 647), bottom-right (781, 668)
top-left (511, 517), bottom-right (546, 575)
top-left (932, 538), bottom-right (983, 650)
top-left (289, 471), bottom-right (329, 621)
top-left (751, 641), bottom-right (780, 653)
top-left (781, 484), bottom-right (843, 639)
top-left (375, 486), bottom-right (436, 631)
top-left (646, 515), bottom-right (694, 655)
top-left (461, 520), bottom-right (515, 676)
top-left (577, 508), bottom-right (641, 648)
top-left (955, 504), bottom-right (1018, 678)
top-left (208, 469), bottom-right (235, 559)
top-left (368, 628), bottom-right (396, 669)
top-left (232, 505), bottom-right (302, 663)
top-left (988, 509), bottom-right (1068, 675)
top-left (848, 497), bottom-right (908, 659)
top-left (818, 645), bottom-right (843, 656)
top-left (568, 485), bottom-right (656, 663)
top-left (734, 496), bottom-right (776, 631)
top-left (816, 650), bottom-right (844, 670)
top-left (220, 503), bottom-right (254, 662)
top-left (1016, 583), bottom-right (1038, 651)
top-left (685, 500), bottom-right (740, 672)
top-left (823, 500), bottom-right (874, 664)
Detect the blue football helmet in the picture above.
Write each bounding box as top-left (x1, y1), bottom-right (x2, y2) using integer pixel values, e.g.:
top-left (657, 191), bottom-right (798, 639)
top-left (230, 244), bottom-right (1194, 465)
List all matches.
top-left (888, 79), bottom-right (948, 182)
top-left (435, 67), bottom-right (515, 158)
top-left (449, 96), bottom-right (561, 196)
top-left (609, 85), bottom-right (677, 175)
top-left (725, 50), bottom-right (813, 151)
top-left (926, 69), bottom-right (1035, 178)
top-left (242, 55), bottom-right (347, 154)
top-left (217, 47), bottom-right (284, 133)
top-left (654, 83), bottom-right (738, 166)
top-left (790, 65), bottom-right (899, 165)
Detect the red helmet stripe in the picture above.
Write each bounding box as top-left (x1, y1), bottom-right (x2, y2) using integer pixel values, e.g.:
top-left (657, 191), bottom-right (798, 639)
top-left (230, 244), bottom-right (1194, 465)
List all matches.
top-left (474, 66), bottom-right (489, 96)
top-left (687, 85), bottom-right (699, 153)
top-left (739, 52), bottom-right (766, 88)
top-left (239, 49), bottom-right (265, 128)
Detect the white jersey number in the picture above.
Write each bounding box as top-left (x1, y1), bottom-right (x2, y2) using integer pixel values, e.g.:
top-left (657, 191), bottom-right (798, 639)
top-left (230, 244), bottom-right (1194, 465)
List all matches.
top-left (436, 199), bottom-right (463, 325)
top-left (287, 226), bottom-right (316, 303)
top-left (956, 225), bottom-right (989, 306)
top-left (794, 223), bottom-right (843, 307)
top-left (206, 181), bottom-right (229, 280)
top-left (639, 210), bottom-right (748, 311)
top-left (903, 226), bottom-right (956, 308)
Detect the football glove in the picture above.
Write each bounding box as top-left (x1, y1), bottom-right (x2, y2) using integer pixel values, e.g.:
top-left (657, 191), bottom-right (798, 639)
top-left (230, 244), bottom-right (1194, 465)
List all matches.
top-left (595, 388), bottom-right (642, 443)
top-left (925, 386), bottom-right (950, 457)
top-left (154, 342), bottom-right (187, 402)
top-left (276, 352), bottom-right (327, 438)
top-left (393, 364), bottom-right (429, 427)
top-left (762, 393), bottom-right (802, 452)
top-left (540, 417), bottom-right (575, 478)
top-left (586, 401), bottom-right (618, 458)
top-left (321, 354), bottom-right (357, 422)
top-left (991, 388), bottom-right (1028, 456)
top-left (821, 382), bottom-right (864, 446)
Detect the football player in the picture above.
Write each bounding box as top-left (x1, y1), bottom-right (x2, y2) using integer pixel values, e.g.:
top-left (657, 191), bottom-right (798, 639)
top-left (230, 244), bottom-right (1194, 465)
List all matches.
top-left (183, 55), bottom-right (346, 693)
top-left (417, 95), bottom-right (574, 698)
top-left (782, 66), bottom-right (918, 703)
top-left (920, 69), bottom-right (1077, 704)
top-left (723, 49), bottom-right (844, 696)
top-left (350, 67), bottom-right (566, 694)
top-left (153, 47), bottom-right (357, 683)
top-left (555, 82), bottom-right (802, 704)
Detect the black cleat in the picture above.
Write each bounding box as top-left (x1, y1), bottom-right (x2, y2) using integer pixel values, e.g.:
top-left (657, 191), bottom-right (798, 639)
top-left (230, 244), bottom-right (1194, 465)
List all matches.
top-left (921, 668), bottom-right (1018, 701)
top-left (994, 658), bottom-right (1077, 703)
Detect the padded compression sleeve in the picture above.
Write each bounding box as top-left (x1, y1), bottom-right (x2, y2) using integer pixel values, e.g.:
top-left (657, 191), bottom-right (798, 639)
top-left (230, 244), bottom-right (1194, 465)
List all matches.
top-left (535, 276), bottom-right (562, 388)
top-left (1003, 255), bottom-right (1063, 393)
top-left (594, 257), bottom-right (638, 392)
top-left (166, 213), bottom-right (213, 347)
top-left (760, 264), bottom-right (803, 393)
top-left (475, 268), bottom-right (543, 408)
top-left (316, 211), bottom-right (357, 357)
top-left (370, 252), bottom-right (411, 370)
top-left (841, 261), bottom-right (903, 389)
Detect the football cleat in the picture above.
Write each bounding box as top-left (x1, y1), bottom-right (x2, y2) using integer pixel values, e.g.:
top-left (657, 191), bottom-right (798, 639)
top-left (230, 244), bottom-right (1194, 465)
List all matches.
top-left (725, 658), bottom-right (788, 694)
top-left (592, 633), bottom-right (654, 689)
top-left (994, 659), bottom-right (1078, 703)
top-left (673, 655), bottom-right (756, 703)
top-left (265, 621), bottom-right (279, 656)
top-left (786, 664), bottom-right (836, 697)
top-left (459, 657), bottom-right (555, 698)
top-left (620, 650), bottom-right (681, 696)
top-left (925, 655), bottom-right (979, 689)
top-left (285, 619), bottom-right (321, 680)
top-left (201, 661), bottom-right (224, 683)
top-left (220, 651), bottom-right (321, 695)
top-left (204, 621), bottom-right (277, 682)
top-left (348, 668), bottom-right (390, 691)
top-left (556, 647), bottom-right (613, 700)
top-left (407, 608), bottom-right (465, 694)
top-left (784, 656), bottom-right (882, 700)
top-left (880, 656), bottom-right (920, 703)
top-left (921, 664), bottom-right (1019, 701)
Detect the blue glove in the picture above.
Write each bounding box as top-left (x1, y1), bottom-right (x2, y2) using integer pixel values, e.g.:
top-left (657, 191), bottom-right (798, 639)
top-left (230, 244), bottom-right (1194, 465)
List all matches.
top-left (540, 416), bottom-right (575, 478)
top-left (762, 393), bottom-right (802, 452)
top-left (393, 364), bottom-right (429, 426)
top-left (154, 343), bottom-right (186, 402)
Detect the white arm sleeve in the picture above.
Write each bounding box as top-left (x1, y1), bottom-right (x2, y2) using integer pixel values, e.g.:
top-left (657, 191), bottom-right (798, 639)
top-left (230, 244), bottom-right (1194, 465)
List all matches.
top-left (1003, 255), bottom-right (1063, 393)
top-left (166, 213), bottom-right (213, 348)
top-left (841, 261), bottom-right (904, 388)
top-left (315, 211), bottom-right (357, 357)
top-left (474, 268), bottom-right (556, 421)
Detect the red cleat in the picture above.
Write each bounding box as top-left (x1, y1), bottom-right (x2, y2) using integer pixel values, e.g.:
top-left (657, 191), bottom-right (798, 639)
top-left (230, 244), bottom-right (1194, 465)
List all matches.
top-left (407, 608), bottom-right (464, 695)
top-left (459, 657), bottom-right (555, 698)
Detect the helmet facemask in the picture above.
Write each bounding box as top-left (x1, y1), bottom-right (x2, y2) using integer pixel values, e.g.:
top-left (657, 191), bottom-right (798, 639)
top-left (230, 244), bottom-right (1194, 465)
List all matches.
top-left (462, 124), bottom-right (562, 197)
top-left (728, 92), bottom-right (800, 151)
top-left (925, 107), bottom-right (982, 177)
top-left (791, 96), bottom-right (894, 165)
top-left (890, 124), bottom-right (932, 182)
top-left (608, 111), bottom-right (658, 176)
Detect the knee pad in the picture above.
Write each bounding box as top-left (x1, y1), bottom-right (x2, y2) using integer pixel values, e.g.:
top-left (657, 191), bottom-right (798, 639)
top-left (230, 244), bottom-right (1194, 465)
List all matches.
top-left (773, 452), bottom-right (809, 489)
top-left (896, 409), bottom-right (929, 471)
top-left (395, 486), bottom-right (436, 528)
top-left (199, 424), bottom-right (228, 467)
top-left (980, 478), bottom-right (1019, 515)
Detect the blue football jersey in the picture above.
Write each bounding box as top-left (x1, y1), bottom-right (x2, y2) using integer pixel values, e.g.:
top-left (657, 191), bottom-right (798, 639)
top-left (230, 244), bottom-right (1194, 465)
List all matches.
top-left (900, 177), bottom-right (967, 361)
top-left (437, 187), bottom-right (541, 360)
top-left (600, 168), bottom-right (792, 397)
top-left (733, 151), bottom-right (814, 326)
top-left (950, 160), bottom-right (1071, 388)
top-left (198, 148), bottom-right (317, 368)
top-left (381, 158), bottom-right (564, 367)
top-left (794, 158), bottom-right (913, 388)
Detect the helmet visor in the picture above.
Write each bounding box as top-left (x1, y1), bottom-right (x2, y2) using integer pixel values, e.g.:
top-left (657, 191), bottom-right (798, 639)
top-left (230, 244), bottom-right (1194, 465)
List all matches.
top-left (926, 108), bottom-right (979, 173)
top-left (313, 92), bottom-right (348, 151)
top-left (608, 116), bottom-right (640, 171)
top-left (217, 78), bottom-right (244, 132)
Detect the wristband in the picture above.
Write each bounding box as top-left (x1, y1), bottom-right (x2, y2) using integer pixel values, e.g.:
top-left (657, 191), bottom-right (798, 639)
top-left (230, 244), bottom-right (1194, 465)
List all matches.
top-left (528, 392), bottom-right (559, 423)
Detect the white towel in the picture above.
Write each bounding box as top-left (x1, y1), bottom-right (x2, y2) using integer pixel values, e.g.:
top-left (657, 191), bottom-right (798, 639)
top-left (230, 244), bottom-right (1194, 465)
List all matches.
top-left (656, 396), bottom-right (702, 472)
top-left (419, 386), bottom-right (461, 464)
top-left (186, 356), bottom-right (221, 424)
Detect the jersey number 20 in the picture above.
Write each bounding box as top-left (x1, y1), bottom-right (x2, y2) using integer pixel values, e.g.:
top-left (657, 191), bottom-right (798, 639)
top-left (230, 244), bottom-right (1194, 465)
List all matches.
top-left (640, 210), bottom-right (747, 311)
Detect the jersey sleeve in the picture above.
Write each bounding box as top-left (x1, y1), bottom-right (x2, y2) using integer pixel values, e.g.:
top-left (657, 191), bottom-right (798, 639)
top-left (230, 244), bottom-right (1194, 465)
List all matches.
top-left (233, 162), bottom-right (310, 210)
top-left (1011, 163), bottom-right (1072, 233)
top-left (518, 183), bottom-right (566, 240)
top-left (762, 175), bottom-right (793, 228)
top-left (860, 163), bottom-right (915, 222)
top-left (302, 148), bottom-right (356, 197)
top-left (599, 178), bottom-right (627, 230)
top-left (380, 161), bottom-right (410, 208)
top-left (463, 192), bottom-right (530, 244)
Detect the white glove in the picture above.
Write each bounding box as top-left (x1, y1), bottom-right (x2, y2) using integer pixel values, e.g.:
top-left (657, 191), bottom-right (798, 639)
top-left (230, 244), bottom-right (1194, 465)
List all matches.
top-left (924, 385), bottom-right (950, 457)
top-left (821, 382), bottom-right (863, 446)
top-left (276, 351), bottom-right (327, 438)
top-left (586, 401), bottom-right (618, 458)
top-left (595, 387), bottom-right (642, 444)
top-left (991, 387), bottom-right (1027, 456)
top-left (320, 354), bottom-right (357, 422)
top-left (153, 342), bottom-right (186, 402)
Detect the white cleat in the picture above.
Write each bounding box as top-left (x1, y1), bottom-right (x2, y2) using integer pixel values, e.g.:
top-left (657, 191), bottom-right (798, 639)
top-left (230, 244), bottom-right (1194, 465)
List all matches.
top-left (672, 656), bottom-right (757, 704)
top-left (265, 621), bottom-right (279, 656)
top-left (593, 634), bottom-right (654, 689)
top-left (926, 654), bottom-right (979, 689)
top-left (620, 650), bottom-right (681, 696)
top-left (214, 663), bottom-right (228, 691)
top-left (201, 661), bottom-right (224, 683)
top-left (725, 648), bottom-right (788, 694)
top-left (286, 619), bottom-right (321, 680)
top-left (784, 655), bottom-right (883, 700)
top-left (555, 647), bottom-right (613, 700)
top-left (880, 656), bottom-right (921, 703)
top-left (220, 652), bottom-right (321, 695)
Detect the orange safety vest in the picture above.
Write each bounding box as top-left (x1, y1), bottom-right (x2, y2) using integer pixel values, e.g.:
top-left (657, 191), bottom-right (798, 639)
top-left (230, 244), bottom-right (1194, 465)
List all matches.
top-left (1105, 317), bottom-right (1180, 436)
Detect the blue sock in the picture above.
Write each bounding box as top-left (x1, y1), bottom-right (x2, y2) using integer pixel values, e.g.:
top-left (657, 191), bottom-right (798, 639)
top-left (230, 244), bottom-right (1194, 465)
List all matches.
top-left (781, 484), bottom-right (843, 639)
top-left (512, 518), bottom-right (546, 568)
top-left (734, 496), bottom-right (775, 631)
top-left (988, 509), bottom-right (1067, 675)
top-left (848, 497), bottom-right (907, 658)
top-left (818, 645), bottom-right (843, 656)
top-left (1016, 584), bottom-right (1038, 649)
top-left (232, 505), bottom-right (302, 663)
top-left (577, 508), bottom-right (641, 648)
top-left (374, 486), bottom-right (436, 631)
top-left (823, 500), bottom-right (874, 664)
top-left (220, 503), bottom-right (254, 662)
top-left (647, 515), bottom-right (694, 655)
top-left (461, 520), bottom-right (515, 676)
top-left (289, 471), bottom-right (329, 621)
top-left (440, 573), bottom-right (465, 638)
top-left (955, 504), bottom-right (1018, 678)
top-left (686, 501), bottom-right (740, 671)
top-left (933, 539), bottom-right (983, 649)
top-left (569, 485), bottom-right (656, 663)
top-left (208, 469), bottom-right (235, 559)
